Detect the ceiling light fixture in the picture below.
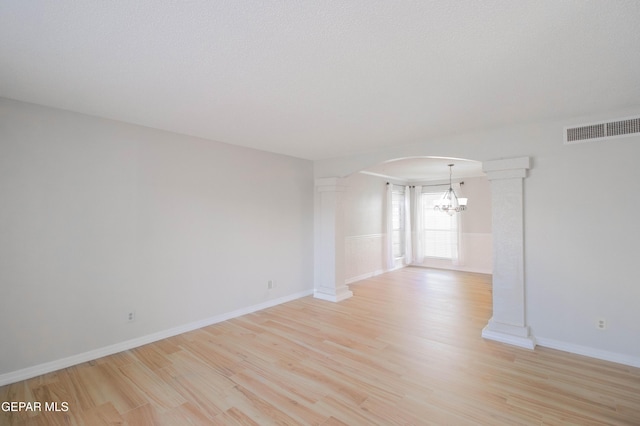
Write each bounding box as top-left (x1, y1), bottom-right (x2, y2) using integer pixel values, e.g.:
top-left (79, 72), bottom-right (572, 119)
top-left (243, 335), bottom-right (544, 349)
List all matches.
top-left (434, 164), bottom-right (467, 216)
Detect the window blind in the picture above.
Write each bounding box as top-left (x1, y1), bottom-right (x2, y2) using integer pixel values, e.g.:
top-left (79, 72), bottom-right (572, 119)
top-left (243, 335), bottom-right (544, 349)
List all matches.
top-left (421, 193), bottom-right (458, 259)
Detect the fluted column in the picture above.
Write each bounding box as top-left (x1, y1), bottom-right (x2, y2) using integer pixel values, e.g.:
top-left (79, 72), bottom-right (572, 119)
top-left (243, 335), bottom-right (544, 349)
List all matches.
top-left (482, 157), bottom-right (536, 349)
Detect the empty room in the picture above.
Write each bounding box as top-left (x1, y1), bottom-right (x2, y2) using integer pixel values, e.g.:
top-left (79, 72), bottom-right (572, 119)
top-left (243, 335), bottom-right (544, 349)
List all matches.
top-left (1, 1), bottom-right (639, 425)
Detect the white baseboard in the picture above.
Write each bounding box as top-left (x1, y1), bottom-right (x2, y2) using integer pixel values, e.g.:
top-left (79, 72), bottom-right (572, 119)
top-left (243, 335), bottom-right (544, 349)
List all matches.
top-left (313, 288), bottom-right (353, 302)
top-left (0, 289), bottom-right (313, 387)
top-left (388, 263), bottom-right (406, 272)
top-left (345, 268), bottom-right (386, 285)
top-left (482, 326), bottom-right (536, 350)
top-left (455, 266), bottom-right (492, 275)
top-left (345, 263), bottom-right (408, 285)
top-left (410, 263), bottom-right (492, 275)
top-left (536, 337), bottom-right (640, 369)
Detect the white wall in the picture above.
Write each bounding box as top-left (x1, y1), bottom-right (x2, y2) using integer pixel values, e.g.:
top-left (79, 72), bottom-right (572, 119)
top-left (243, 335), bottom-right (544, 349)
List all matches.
top-left (342, 172), bottom-right (387, 282)
top-left (525, 137), bottom-right (640, 360)
top-left (315, 108), bottom-right (640, 365)
top-left (0, 98), bottom-right (314, 377)
top-left (460, 177), bottom-right (492, 273)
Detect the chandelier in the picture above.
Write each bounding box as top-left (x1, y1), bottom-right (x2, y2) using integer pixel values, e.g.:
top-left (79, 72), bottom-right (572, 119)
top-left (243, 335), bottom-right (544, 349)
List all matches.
top-left (434, 164), bottom-right (468, 216)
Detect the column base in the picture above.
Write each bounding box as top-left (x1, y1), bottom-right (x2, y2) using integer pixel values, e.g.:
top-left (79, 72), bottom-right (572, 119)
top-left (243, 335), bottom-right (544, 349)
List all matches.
top-left (314, 286), bottom-right (353, 302)
top-left (482, 319), bottom-right (536, 350)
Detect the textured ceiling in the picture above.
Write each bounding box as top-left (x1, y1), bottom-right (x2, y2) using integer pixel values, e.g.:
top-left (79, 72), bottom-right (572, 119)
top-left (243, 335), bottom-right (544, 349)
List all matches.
top-left (1, 1), bottom-right (639, 161)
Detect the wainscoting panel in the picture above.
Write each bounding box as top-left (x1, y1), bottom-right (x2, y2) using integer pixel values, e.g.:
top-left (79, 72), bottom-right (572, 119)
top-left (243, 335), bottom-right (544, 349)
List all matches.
top-left (345, 234), bottom-right (385, 284)
top-left (461, 232), bottom-right (492, 273)
top-left (416, 232), bottom-right (492, 274)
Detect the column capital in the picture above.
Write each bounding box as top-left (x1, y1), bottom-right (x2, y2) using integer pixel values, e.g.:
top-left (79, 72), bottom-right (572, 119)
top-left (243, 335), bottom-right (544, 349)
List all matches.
top-left (482, 157), bottom-right (530, 180)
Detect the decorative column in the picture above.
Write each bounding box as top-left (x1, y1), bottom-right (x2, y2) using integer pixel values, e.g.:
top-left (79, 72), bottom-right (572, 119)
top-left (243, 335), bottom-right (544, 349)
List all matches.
top-left (481, 157), bottom-right (536, 349)
top-left (314, 178), bottom-right (353, 302)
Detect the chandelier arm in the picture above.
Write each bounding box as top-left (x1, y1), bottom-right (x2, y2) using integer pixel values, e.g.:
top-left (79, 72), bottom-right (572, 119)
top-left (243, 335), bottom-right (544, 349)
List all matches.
top-left (434, 163), bottom-right (467, 215)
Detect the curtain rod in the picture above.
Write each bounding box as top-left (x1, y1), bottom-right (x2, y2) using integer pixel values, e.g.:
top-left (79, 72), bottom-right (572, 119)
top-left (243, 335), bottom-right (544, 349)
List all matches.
top-left (386, 182), bottom-right (464, 187)
top-left (404, 182), bottom-right (464, 188)
top-left (420, 181), bottom-right (464, 187)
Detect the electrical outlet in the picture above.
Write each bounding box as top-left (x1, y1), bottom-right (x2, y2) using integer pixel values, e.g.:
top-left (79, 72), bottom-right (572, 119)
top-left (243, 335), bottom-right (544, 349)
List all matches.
top-left (268, 280), bottom-right (274, 290)
top-left (127, 311), bottom-right (136, 323)
top-left (597, 318), bottom-right (606, 330)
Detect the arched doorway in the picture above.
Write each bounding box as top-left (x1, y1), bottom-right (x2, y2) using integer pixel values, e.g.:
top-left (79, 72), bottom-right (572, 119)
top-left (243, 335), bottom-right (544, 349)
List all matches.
top-left (313, 156), bottom-right (535, 349)
top-left (355, 157), bottom-right (489, 275)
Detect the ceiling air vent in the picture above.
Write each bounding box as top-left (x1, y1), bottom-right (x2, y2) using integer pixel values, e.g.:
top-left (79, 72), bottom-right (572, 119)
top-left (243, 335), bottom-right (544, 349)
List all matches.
top-left (564, 116), bottom-right (640, 144)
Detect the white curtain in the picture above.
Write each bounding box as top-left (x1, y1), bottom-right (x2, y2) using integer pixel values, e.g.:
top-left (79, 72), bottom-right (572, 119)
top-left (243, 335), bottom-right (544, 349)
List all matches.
top-left (412, 185), bottom-right (424, 264)
top-left (448, 213), bottom-right (460, 265)
top-left (384, 183), bottom-right (395, 270)
top-left (452, 183), bottom-right (464, 265)
top-left (404, 185), bottom-right (412, 265)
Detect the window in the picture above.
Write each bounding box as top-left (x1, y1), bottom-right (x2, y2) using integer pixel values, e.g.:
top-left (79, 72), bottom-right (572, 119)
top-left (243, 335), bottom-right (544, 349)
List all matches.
top-left (421, 192), bottom-right (458, 259)
top-left (391, 188), bottom-right (405, 258)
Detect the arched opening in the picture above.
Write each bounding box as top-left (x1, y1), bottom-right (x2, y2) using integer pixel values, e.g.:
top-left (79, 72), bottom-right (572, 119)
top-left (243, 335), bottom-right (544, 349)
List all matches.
top-left (342, 156), bottom-right (490, 280)
top-left (314, 155), bottom-right (534, 349)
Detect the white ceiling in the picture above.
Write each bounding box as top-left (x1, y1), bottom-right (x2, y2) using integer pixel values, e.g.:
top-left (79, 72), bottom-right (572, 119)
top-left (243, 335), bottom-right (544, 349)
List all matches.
top-left (1, 1), bottom-right (639, 161)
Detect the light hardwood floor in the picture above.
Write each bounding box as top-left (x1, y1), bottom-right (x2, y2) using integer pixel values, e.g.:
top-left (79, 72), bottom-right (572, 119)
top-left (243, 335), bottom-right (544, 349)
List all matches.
top-left (2, 267), bottom-right (639, 425)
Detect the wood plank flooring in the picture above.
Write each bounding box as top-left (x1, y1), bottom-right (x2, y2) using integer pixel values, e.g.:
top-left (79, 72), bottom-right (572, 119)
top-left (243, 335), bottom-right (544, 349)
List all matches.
top-left (1, 267), bottom-right (639, 425)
